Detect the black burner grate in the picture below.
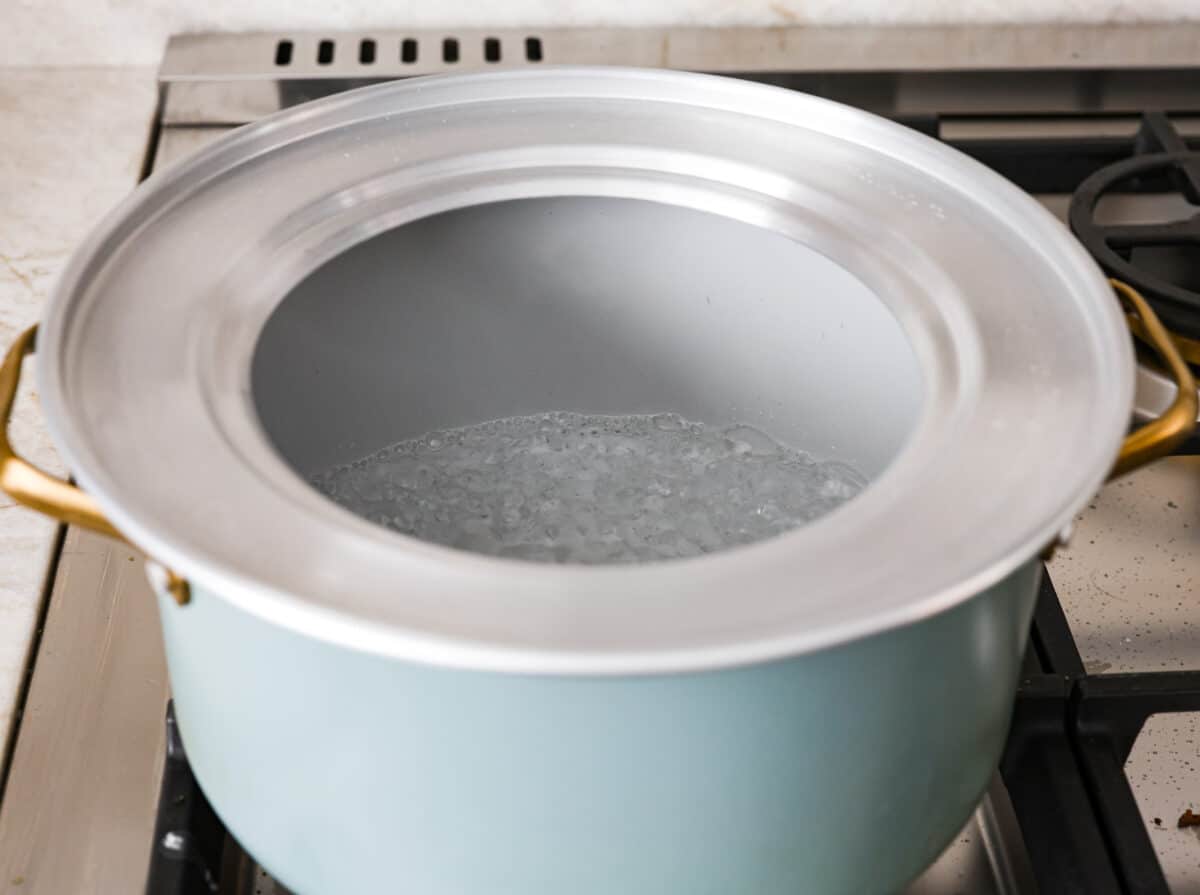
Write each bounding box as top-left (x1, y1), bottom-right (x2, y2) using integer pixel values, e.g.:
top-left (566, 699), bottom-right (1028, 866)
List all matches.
top-left (1002, 575), bottom-right (1200, 895)
top-left (145, 706), bottom-right (225, 894)
top-left (1070, 112), bottom-right (1200, 341)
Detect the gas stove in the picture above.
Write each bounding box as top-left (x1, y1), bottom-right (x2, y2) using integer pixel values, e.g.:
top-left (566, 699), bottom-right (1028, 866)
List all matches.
top-left (3, 27), bottom-right (1200, 895)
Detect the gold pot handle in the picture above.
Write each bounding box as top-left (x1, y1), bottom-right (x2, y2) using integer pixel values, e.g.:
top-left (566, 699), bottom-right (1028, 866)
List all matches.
top-left (0, 325), bottom-right (189, 604)
top-left (0, 326), bottom-right (124, 538)
top-left (1110, 279), bottom-right (1198, 479)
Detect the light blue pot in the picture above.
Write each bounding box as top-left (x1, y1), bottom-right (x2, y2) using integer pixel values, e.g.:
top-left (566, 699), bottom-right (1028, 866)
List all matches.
top-left (156, 560), bottom-right (1040, 895)
top-left (24, 68), bottom-right (1141, 895)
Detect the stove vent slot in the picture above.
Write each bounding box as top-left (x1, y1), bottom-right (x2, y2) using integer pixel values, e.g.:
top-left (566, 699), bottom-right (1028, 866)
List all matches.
top-left (269, 34), bottom-right (546, 72)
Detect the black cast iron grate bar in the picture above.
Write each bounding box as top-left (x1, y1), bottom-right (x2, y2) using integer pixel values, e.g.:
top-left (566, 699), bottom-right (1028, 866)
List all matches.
top-left (1101, 218), bottom-right (1200, 249)
top-left (1011, 570), bottom-right (1200, 895)
top-left (1071, 735), bottom-right (1171, 895)
top-left (1076, 672), bottom-right (1200, 774)
top-left (144, 704), bottom-right (225, 895)
top-left (1030, 569), bottom-right (1087, 677)
top-left (1070, 113), bottom-right (1200, 339)
top-left (1069, 673), bottom-right (1200, 895)
top-left (1001, 672), bottom-right (1126, 894)
top-left (1137, 111), bottom-right (1200, 202)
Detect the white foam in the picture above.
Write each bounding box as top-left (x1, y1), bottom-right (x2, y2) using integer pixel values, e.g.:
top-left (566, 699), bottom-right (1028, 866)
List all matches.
top-left (311, 412), bottom-right (865, 564)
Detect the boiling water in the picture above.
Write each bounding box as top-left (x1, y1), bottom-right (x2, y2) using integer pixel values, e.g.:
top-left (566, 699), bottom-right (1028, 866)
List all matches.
top-left (311, 412), bottom-right (865, 564)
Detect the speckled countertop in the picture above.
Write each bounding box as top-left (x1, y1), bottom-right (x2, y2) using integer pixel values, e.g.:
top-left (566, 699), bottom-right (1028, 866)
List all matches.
top-left (0, 67), bottom-right (156, 747)
top-left (1050, 456), bottom-right (1200, 884)
top-left (1052, 458), bottom-right (1200, 675)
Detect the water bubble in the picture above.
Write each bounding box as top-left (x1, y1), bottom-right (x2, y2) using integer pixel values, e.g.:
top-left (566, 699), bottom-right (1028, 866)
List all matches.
top-left (312, 412), bottom-right (864, 564)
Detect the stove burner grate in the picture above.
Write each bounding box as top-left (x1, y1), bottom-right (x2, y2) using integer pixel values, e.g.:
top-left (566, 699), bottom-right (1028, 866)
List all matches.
top-left (1071, 112), bottom-right (1200, 347)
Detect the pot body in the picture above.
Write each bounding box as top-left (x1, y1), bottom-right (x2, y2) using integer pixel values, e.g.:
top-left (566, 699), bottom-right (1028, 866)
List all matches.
top-left (27, 69), bottom-right (1136, 895)
top-left (155, 559), bottom-right (1041, 895)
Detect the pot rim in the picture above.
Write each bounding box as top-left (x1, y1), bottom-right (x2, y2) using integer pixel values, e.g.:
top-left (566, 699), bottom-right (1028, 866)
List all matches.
top-left (38, 67), bottom-right (1133, 674)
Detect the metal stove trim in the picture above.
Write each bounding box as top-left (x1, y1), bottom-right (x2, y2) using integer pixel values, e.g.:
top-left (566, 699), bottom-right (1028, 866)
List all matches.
top-left (158, 27), bottom-right (1200, 126)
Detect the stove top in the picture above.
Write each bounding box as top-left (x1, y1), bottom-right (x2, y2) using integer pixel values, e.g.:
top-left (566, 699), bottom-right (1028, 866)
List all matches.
top-left (3, 27), bottom-right (1200, 895)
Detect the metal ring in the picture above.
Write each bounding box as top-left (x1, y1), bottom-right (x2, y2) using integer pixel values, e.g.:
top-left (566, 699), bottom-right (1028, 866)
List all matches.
top-left (3, 281), bottom-right (1189, 595)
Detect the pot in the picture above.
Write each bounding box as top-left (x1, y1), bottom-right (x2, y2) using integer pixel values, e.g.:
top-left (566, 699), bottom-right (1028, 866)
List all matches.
top-left (2, 69), bottom-right (1195, 895)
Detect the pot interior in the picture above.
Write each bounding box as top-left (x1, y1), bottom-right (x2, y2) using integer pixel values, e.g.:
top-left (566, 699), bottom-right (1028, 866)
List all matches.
top-left (251, 196), bottom-right (923, 537)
